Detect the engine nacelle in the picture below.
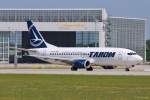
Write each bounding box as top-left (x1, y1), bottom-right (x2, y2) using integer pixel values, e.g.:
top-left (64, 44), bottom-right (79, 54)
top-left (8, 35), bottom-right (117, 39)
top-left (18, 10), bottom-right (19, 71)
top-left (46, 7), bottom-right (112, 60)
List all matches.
top-left (73, 60), bottom-right (90, 69)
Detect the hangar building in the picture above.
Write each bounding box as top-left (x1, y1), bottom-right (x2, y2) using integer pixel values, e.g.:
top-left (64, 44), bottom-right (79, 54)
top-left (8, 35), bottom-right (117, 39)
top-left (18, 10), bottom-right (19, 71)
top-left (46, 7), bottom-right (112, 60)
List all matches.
top-left (0, 8), bottom-right (146, 63)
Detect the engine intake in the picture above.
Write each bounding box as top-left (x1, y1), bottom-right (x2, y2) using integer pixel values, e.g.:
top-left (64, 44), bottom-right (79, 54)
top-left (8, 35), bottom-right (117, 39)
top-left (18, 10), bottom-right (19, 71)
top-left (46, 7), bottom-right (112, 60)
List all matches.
top-left (73, 60), bottom-right (90, 69)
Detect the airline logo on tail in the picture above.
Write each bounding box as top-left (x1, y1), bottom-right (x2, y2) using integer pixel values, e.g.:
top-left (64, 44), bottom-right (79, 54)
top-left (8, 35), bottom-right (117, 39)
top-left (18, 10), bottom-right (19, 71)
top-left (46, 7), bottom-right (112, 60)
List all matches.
top-left (29, 25), bottom-right (44, 47)
top-left (27, 20), bottom-right (47, 48)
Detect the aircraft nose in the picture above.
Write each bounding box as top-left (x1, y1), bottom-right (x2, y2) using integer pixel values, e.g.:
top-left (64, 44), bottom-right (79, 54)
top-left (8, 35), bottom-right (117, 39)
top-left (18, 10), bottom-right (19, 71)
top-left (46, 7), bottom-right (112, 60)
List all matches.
top-left (136, 55), bottom-right (143, 63)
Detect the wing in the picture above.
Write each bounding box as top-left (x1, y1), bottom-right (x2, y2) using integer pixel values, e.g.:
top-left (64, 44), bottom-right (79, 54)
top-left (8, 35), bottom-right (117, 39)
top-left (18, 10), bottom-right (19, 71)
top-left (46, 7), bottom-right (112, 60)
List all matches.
top-left (10, 47), bottom-right (36, 52)
top-left (10, 47), bottom-right (37, 56)
top-left (10, 47), bottom-right (95, 65)
top-left (28, 55), bottom-right (95, 65)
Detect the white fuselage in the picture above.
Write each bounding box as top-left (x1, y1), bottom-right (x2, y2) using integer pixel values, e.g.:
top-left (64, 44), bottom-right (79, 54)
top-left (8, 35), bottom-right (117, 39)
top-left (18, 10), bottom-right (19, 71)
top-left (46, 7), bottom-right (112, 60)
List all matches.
top-left (28, 47), bottom-right (143, 66)
top-left (25, 20), bottom-right (143, 71)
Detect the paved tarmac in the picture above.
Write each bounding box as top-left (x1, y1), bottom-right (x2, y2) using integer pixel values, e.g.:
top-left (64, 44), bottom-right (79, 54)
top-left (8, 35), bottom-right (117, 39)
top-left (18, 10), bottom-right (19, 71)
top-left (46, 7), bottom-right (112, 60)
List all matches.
top-left (0, 65), bottom-right (149, 76)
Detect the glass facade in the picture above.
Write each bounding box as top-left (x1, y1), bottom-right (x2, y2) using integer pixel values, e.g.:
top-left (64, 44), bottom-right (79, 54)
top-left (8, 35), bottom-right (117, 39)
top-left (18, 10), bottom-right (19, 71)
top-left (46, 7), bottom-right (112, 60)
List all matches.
top-left (108, 17), bottom-right (146, 60)
top-left (0, 32), bottom-right (22, 63)
top-left (76, 31), bottom-right (99, 47)
top-left (0, 9), bottom-right (102, 22)
top-left (9, 31), bottom-right (22, 63)
top-left (0, 32), bottom-right (9, 63)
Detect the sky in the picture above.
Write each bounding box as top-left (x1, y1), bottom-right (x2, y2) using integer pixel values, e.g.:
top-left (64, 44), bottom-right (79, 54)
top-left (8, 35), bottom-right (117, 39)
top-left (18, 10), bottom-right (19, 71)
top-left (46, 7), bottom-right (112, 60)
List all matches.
top-left (0, 0), bottom-right (149, 39)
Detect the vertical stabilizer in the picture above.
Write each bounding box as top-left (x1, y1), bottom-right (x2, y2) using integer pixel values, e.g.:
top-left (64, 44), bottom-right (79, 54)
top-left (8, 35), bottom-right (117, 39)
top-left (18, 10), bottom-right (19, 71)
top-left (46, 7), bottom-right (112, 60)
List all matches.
top-left (27, 20), bottom-right (57, 48)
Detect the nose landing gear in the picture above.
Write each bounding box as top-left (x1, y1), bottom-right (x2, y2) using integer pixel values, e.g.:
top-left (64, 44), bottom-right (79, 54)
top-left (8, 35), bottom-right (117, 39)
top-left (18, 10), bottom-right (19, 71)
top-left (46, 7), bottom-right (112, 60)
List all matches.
top-left (125, 68), bottom-right (130, 71)
top-left (125, 65), bottom-right (134, 71)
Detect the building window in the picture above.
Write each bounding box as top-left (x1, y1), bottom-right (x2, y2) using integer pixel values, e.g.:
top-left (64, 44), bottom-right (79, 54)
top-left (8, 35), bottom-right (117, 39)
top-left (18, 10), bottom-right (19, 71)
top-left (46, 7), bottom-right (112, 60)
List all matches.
top-left (76, 31), bottom-right (99, 47)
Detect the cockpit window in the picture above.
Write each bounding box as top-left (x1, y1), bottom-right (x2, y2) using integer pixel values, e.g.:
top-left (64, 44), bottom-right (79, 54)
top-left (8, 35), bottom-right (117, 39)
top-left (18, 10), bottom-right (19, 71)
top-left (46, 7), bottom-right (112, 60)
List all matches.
top-left (127, 52), bottom-right (137, 55)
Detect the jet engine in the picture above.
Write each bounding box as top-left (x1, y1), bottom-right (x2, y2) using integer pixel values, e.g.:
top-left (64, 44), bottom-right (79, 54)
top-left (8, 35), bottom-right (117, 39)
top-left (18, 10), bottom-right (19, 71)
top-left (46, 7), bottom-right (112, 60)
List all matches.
top-left (73, 60), bottom-right (90, 69)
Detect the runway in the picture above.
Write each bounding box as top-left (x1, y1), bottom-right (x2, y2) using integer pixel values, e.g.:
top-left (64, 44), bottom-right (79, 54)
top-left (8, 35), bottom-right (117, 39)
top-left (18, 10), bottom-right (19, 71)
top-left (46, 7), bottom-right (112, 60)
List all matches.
top-left (0, 68), bottom-right (150, 76)
top-left (0, 64), bottom-right (149, 76)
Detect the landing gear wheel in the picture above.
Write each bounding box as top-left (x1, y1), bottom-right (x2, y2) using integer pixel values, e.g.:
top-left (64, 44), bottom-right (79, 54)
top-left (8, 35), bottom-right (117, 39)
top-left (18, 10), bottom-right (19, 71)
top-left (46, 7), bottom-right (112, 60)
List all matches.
top-left (71, 67), bottom-right (78, 71)
top-left (86, 66), bottom-right (93, 71)
top-left (102, 66), bottom-right (115, 69)
top-left (132, 65), bottom-right (135, 67)
top-left (125, 68), bottom-right (130, 71)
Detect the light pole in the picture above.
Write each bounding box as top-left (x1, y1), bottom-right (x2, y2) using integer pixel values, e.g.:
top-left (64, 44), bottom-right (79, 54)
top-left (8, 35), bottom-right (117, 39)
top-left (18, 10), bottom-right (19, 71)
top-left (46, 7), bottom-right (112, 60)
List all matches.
top-left (93, 16), bottom-right (99, 47)
top-left (8, 26), bottom-right (18, 67)
top-left (14, 31), bottom-right (18, 68)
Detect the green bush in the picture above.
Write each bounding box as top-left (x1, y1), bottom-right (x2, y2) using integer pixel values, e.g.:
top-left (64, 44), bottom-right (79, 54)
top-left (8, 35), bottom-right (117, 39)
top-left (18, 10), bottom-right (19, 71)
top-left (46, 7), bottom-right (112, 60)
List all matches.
top-left (146, 40), bottom-right (150, 61)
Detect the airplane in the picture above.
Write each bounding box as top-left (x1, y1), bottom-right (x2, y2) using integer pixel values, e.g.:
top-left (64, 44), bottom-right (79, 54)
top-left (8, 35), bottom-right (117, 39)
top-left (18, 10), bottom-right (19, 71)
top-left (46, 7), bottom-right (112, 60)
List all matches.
top-left (22, 20), bottom-right (143, 71)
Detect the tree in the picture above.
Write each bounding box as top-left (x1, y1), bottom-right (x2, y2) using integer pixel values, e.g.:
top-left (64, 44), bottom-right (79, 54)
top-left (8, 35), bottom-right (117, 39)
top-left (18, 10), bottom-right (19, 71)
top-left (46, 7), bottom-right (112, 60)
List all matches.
top-left (146, 40), bottom-right (150, 61)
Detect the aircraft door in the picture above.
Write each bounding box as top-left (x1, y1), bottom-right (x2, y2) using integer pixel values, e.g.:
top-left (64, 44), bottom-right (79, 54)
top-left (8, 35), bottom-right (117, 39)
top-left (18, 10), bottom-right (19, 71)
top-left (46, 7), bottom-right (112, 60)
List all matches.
top-left (42, 49), bottom-right (46, 56)
top-left (118, 51), bottom-right (126, 64)
top-left (118, 52), bottom-right (123, 61)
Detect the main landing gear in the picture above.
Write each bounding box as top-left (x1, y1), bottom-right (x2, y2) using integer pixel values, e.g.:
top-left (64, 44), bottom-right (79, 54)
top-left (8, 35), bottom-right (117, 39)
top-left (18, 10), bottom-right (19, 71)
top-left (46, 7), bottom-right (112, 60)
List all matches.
top-left (71, 66), bottom-right (93, 71)
top-left (125, 65), bottom-right (135, 71)
top-left (102, 66), bottom-right (116, 69)
top-left (71, 66), bottom-right (78, 71)
top-left (125, 68), bottom-right (130, 71)
top-left (86, 66), bottom-right (93, 71)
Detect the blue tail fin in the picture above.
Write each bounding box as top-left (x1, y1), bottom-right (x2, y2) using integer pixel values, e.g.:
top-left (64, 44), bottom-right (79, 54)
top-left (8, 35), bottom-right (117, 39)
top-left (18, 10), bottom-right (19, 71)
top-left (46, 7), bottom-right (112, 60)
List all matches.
top-left (27, 20), bottom-right (56, 48)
